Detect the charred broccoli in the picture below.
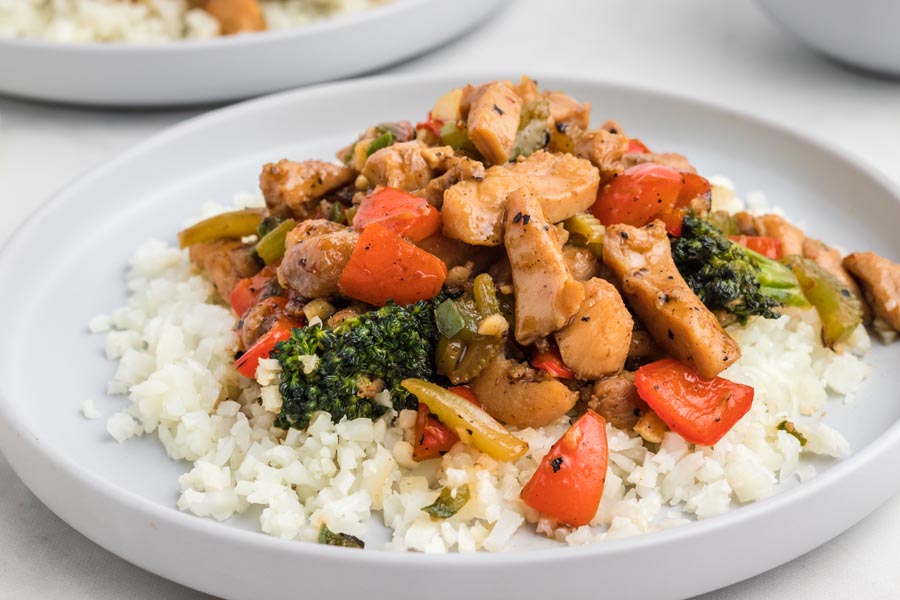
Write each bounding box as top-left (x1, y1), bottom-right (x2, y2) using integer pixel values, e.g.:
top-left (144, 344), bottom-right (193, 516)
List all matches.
top-left (273, 300), bottom-right (439, 430)
top-left (671, 214), bottom-right (807, 323)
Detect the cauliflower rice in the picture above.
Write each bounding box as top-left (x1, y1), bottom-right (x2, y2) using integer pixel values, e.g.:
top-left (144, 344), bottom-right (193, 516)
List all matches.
top-left (91, 185), bottom-right (872, 552)
top-left (0, 0), bottom-right (384, 43)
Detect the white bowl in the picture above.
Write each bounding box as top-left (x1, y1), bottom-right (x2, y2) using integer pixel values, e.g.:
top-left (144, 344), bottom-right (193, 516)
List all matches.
top-left (755, 0), bottom-right (900, 75)
top-left (0, 0), bottom-right (505, 106)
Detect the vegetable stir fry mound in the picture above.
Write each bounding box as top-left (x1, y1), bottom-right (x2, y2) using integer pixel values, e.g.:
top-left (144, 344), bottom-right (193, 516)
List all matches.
top-left (177, 76), bottom-right (900, 533)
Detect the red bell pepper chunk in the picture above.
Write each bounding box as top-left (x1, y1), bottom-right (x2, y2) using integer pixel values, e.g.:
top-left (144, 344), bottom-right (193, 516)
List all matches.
top-left (412, 386), bottom-right (481, 461)
top-left (634, 358), bottom-right (754, 446)
top-left (229, 265), bottom-right (280, 316)
top-left (352, 187), bottom-right (441, 242)
top-left (234, 318), bottom-right (299, 378)
top-left (729, 235), bottom-right (783, 259)
top-left (531, 347), bottom-right (575, 379)
top-left (520, 410), bottom-right (609, 527)
top-left (591, 164), bottom-right (711, 237)
top-left (338, 223), bottom-right (447, 307)
top-left (415, 112), bottom-right (444, 138)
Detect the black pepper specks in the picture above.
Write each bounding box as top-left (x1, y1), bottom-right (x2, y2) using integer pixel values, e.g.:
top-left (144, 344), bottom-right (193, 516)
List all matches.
top-left (513, 212), bottom-right (522, 224)
top-left (522, 214), bottom-right (531, 225)
top-left (620, 231), bottom-right (629, 239)
top-left (492, 104), bottom-right (505, 116)
top-left (581, 316), bottom-right (591, 322)
top-left (551, 457), bottom-right (564, 473)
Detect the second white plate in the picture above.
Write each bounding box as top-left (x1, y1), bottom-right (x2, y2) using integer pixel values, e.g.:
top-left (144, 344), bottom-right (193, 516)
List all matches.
top-left (0, 0), bottom-right (505, 106)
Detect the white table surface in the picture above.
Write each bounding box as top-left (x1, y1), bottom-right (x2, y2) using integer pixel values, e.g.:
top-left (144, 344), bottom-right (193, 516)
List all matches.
top-left (2, 0), bottom-right (899, 598)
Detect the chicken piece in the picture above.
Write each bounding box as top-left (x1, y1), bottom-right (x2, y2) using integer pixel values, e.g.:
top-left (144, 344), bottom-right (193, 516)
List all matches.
top-left (555, 278), bottom-right (633, 379)
top-left (441, 170), bottom-right (519, 246)
top-left (471, 356), bottom-right (577, 428)
top-left (506, 151), bottom-right (600, 223)
top-left (238, 295), bottom-right (285, 349)
top-left (603, 220), bottom-right (741, 379)
top-left (544, 90), bottom-right (591, 130)
top-left (466, 81), bottom-right (523, 165)
top-left (563, 246), bottom-right (599, 281)
top-left (196, 0), bottom-right (265, 34)
top-left (803, 237), bottom-right (871, 322)
top-left (440, 151), bottom-right (600, 246)
top-left (504, 188), bottom-right (585, 345)
top-left (635, 411), bottom-right (668, 444)
top-left (622, 151), bottom-right (697, 174)
top-left (277, 220), bottom-right (359, 298)
top-left (413, 156), bottom-right (485, 207)
top-left (587, 372), bottom-right (648, 430)
top-left (510, 76), bottom-right (540, 105)
top-left (284, 219), bottom-right (344, 249)
top-left (751, 213), bottom-right (805, 256)
top-left (628, 329), bottom-right (664, 364)
top-left (260, 159), bottom-right (355, 220)
top-left (843, 252), bottom-right (900, 331)
top-left (573, 128), bottom-right (631, 182)
top-left (415, 233), bottom-right (499, 273)
top-left (361, 141), bottom-right (455, 192)
top-left (189, 239), bottom-right (260, 301)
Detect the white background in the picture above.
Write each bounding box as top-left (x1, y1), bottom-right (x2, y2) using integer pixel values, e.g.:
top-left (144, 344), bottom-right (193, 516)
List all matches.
top-left (2, 0), bottom-right (899, 598)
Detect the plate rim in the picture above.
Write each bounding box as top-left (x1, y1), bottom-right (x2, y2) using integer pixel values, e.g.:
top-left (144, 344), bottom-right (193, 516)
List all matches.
top-left (1, 71), bottom-right (900, 570)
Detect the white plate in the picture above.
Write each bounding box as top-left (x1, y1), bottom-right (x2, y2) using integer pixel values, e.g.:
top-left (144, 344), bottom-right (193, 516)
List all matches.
top-left (1, 74), bottom-right (899, 600)
top-left (0, 0), bottom-right (505, 106)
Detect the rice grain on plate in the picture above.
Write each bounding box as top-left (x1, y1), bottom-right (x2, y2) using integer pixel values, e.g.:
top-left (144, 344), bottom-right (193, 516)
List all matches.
top-left (94, 186), bottom-right (871, 551)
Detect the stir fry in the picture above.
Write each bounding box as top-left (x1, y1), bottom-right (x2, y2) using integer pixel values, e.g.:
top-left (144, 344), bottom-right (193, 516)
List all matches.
top-left (178, 77), bottom-right (900, 527)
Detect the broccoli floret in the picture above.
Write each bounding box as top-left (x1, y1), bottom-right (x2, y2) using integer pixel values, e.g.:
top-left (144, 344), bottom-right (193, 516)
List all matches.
top-left (671, 214), bottom-right (806, 323)
top-left (272, 300), bottom-right (439, 430)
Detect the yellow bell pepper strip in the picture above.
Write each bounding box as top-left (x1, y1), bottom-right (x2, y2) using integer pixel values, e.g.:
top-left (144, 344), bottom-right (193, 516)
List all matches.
top-left (782, 255), bottom-right (864, 347)
top-left (401, 379), bottom-right (528, 462)
top-left (177, 207), bottom-right (265, 248)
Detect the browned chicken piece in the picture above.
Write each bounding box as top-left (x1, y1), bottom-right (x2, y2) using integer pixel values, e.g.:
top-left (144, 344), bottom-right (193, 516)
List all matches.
top-left (506, 151), bottom-right (600, 223)
top-left (573, 128), bottom-right (631, 182)
top-left (189, 239), bottom-right (260, 301)
top-left (622, 151), bottom-right (697, 174)
top-left (470, 356), bottom-right (577, 428)
top-left (603, 220), bottom-right (741, 379)
top-left (284, 219), bottom-right (344, 249)
top-left (750, 213), bottom-right (805, 256)
top-left (587, 372), bottom-right (648, 430)
top-left (361, 141), bottom-right (455, 192)
top-left (563, 246), bottom-right (599, 281)
top-left (195, 0), bottom-right (265, 34)
top-left (635, 411), bottom-right (668, 444)
top-left (544, 90), bottom-right (591, 130)
top-left (440, 151), bottom-right (600, 246)
top-left (803, 238), bottom-right (871, 322)
top-left (260, 159), bottom-right (355, 220)
top-left (277, 220), bottom-right (359, 298)
top-left (555, 278), bottom-right (633, 379)
top-left (441, 170), bottom-right (518, 246)
top-left (510, 76), bottom-right (540, 105)
top-left (732, 211), bottom-right (757, 235)
top-left (413, 156), bottom-right (485, 207)
top-left (843, 252), bottom-right (900, 331)
top-left (504, 188), bottom-right (585, 345)
top-left (628, 329), bottom-right (664, 363)
top-left (466, 81), bottom-right (523, 166)
top-left (415, 233), bottom-right (499, 272)
top-left (238, 295), bottom-right (286, 349)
